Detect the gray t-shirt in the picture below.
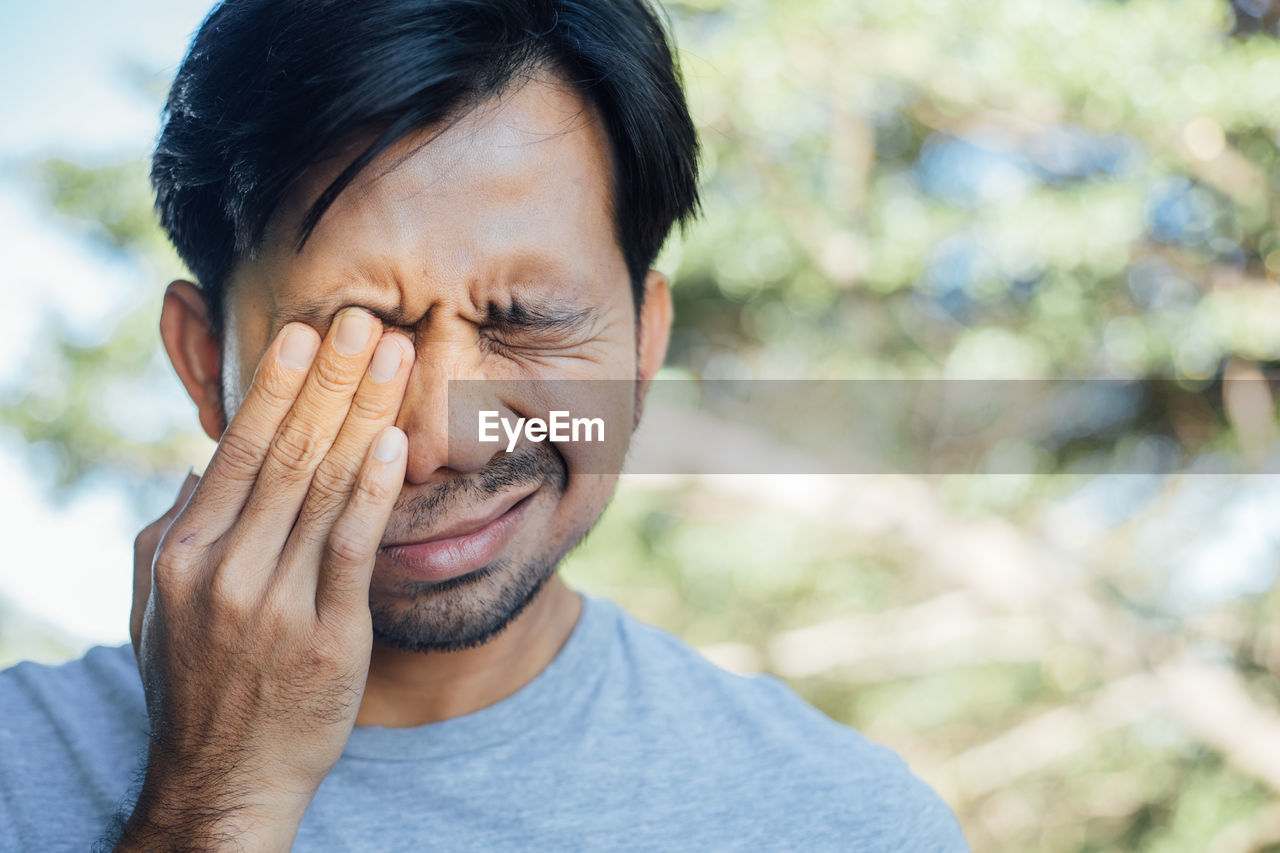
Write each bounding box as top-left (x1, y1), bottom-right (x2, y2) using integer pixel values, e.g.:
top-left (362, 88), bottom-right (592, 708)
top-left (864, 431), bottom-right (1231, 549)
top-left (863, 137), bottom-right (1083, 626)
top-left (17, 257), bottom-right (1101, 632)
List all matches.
top-left (0, 591), bottom-right (968, 851)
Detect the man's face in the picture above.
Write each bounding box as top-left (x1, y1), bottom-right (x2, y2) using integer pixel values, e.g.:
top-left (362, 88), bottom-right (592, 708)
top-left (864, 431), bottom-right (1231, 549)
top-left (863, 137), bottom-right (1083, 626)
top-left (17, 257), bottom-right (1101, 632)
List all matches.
top-left (211, 72), bottom-right (667, 652)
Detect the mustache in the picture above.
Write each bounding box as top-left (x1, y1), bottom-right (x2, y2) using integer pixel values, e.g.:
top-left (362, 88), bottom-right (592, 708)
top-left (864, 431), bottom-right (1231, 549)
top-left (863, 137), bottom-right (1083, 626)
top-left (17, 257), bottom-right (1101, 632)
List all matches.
top-left (389, 441), bottom-right (568, 532)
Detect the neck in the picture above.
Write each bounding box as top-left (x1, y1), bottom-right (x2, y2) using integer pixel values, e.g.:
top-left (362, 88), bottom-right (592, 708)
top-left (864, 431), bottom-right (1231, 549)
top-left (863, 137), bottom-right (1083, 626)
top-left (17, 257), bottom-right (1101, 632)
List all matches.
top-left (354, 574), bottom-right (582, 728)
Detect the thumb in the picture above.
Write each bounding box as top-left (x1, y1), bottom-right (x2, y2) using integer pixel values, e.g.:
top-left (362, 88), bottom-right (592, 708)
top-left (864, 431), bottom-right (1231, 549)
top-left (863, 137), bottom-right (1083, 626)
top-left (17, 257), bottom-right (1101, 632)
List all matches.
top-left (130, 469), bottom-right (200, 664)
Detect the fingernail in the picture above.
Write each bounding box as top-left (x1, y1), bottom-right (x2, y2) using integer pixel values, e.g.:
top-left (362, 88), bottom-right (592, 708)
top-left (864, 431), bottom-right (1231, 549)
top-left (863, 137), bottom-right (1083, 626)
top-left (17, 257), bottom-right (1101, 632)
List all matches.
top-left (280, 326), bottom-right (318, 370)
top-left (369, 337), bottom-right (404, 383)
top-left (335, 310), bottom-right (373, 355)
top-left (373, 427), bottom-right (406, 462)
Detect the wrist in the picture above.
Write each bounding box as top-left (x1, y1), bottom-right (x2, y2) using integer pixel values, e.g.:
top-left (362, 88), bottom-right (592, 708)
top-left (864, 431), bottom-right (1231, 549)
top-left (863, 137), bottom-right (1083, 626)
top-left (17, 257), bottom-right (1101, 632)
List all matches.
top-left (118, 767), bottom-right (313, 852)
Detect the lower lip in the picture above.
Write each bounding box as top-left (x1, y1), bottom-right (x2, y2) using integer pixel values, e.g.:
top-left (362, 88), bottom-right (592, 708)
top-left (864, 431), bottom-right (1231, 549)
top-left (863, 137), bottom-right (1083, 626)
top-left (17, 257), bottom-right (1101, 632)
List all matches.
top-left (378, 495), bottom-right (533, 583)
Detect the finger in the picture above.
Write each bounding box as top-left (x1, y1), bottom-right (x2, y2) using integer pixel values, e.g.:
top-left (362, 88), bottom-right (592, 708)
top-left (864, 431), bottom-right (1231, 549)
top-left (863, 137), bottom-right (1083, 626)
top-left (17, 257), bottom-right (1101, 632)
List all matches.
top-left (225, 307), bottom-right (383, 564)
top-left (137, 470), bottom-right (201, 570)
top-left (131, 470), bottom-right (201, 660)
top-left (178, 324), bottom-right (320, 546)
top-left (314, 425), bottom-right (407, 623)
top-left (276, 330), bottom-right (413, 584)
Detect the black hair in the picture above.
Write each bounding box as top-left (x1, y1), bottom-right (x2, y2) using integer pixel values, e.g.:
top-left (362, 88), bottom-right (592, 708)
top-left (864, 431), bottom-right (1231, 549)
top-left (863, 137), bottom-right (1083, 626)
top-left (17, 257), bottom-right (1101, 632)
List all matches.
top-left (152, 0), bottom-right (701, 343)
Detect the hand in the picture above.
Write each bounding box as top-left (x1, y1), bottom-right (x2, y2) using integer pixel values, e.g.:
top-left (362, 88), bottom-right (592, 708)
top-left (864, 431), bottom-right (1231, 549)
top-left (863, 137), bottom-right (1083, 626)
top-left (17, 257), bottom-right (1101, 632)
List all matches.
top-left (130, 470), bottom-right (198, 669)
top-left (120, 308), bottom-right (413, 851)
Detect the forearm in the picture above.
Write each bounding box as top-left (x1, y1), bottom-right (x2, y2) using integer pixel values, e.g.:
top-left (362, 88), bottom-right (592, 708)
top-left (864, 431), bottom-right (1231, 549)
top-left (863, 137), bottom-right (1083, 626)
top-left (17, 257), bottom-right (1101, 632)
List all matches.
top-left (112, 772), bottom-right (309, 853)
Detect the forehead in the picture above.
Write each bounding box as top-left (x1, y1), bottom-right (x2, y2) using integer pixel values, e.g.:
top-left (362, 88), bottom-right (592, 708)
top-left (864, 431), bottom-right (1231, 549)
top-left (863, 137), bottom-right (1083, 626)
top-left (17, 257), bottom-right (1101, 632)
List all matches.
top-left (234, 72), bottom-right (622, 314)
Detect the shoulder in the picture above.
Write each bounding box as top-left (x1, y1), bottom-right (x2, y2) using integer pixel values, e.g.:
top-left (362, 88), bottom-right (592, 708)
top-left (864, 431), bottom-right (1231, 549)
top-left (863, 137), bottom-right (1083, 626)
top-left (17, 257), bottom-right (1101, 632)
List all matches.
top-left (592, 597), bottom-right (970, 851)
top-left (0, 642), bottom-right (146, 741)
top-left (1, 641), bottom-right (143, 704)
top-left (0, 644), bottom-right (148, 848)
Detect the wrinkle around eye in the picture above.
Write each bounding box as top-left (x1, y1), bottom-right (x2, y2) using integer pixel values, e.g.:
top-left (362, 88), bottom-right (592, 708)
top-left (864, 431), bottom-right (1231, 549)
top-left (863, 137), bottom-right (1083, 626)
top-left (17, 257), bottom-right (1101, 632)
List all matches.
top-left (476, 333), bottom-right (611, 372)
top-left (478, 323), bottom-right (571, 350)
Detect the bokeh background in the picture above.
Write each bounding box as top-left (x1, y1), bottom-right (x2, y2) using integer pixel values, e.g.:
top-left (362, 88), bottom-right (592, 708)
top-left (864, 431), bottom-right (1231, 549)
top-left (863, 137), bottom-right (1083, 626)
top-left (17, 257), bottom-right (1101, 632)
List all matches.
top-left (4, 0), bottom-right (1280, 849)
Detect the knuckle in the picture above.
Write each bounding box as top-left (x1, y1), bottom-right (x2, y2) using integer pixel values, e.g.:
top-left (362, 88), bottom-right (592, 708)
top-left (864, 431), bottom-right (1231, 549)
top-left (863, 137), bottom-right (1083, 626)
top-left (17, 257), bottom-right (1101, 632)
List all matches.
top-left (270, 423), bottom-right (325, 475)
top-left (326, 522), bottom-right (370, 567)
top-left (216, 429), bottom-right (265, 474)
top-left (295, 477), bottom-right (349, 535)
top-left (346, 390), bottom-right (390, 422)
top-left (256, 365), bottom-right (299, 408)
top-left (294, 501), bottom-right (336, 544)
top-left (150, 556), bottom-right (185, 599)
top-left (152, 535), bottom-right (197, 584)
top-left (262, 582), bottom-right (308, 629)
top-left (353, 468), bottom-right (395, 505)
top-left (207, 573), bottom-right (258, 623)
top-left (308, 464), bottom-right (352, 508)
top-left (311, 356), bottom-right (356, 397)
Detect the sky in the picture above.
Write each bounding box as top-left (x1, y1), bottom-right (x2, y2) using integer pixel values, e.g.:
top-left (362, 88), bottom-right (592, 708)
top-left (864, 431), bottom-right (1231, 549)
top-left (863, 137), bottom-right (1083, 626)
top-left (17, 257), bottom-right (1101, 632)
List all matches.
top-left (0, 0), bottom-right (214, 158)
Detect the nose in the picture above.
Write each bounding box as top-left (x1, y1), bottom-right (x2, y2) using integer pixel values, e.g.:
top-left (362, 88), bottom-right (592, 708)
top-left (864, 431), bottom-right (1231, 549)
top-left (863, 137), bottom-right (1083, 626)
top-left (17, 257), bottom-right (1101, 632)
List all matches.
top-left (395, 340), bottom-right (503, 485)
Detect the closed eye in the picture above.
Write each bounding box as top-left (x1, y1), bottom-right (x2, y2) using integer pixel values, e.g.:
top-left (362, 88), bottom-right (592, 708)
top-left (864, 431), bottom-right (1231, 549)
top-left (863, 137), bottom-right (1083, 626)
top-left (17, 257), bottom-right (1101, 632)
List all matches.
top-left (481, 297), bottom-right (596, 345)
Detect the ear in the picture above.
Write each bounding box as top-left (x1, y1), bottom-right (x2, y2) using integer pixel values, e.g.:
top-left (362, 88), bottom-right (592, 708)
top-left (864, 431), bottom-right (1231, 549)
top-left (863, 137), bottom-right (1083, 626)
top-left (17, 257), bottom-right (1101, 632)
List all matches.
top-left (159, 280), bottom-right (226, 442)
top-left (634, 268), bottom-right (672, 421)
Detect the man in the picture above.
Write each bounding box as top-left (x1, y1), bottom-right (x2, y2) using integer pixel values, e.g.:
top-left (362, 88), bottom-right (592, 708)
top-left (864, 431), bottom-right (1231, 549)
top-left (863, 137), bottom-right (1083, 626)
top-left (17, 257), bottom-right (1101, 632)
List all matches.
top-left (0, 0), bottom-right (969, 849)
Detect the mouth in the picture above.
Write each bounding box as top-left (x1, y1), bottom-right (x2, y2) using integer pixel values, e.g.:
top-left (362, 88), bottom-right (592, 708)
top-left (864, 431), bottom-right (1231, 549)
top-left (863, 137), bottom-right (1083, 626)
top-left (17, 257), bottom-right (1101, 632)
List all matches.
top-left (376, 488), bottom-right (538, 583)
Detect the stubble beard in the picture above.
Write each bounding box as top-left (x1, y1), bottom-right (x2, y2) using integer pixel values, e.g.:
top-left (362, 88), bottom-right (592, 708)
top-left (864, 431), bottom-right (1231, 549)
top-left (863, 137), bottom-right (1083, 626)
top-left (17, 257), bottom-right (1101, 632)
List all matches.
top-left (368, 442), bottom-right (574, 655)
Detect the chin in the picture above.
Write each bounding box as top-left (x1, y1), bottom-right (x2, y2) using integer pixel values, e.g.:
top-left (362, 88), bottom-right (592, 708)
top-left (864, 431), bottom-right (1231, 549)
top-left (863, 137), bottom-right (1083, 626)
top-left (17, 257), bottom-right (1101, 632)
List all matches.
top-left (367, 553), bottom-right (558, 654)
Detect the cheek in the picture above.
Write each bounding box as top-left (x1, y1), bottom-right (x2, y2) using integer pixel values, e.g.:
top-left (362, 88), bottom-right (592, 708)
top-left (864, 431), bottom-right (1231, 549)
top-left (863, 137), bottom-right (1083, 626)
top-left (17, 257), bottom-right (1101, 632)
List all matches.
top-left (508, 386), bottom-right (631, 555)
top-left (540, 392), bottom-right (630, 551)
top-left (546, 471), bottom-right (618, 552)
top-left (508, 379), bottom-right (634, 475)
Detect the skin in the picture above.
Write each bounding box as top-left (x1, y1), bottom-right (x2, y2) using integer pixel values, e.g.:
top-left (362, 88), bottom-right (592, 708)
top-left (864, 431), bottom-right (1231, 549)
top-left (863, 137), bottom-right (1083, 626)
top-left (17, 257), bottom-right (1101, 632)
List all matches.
top-left (122, 70), bottom-right (672, 849)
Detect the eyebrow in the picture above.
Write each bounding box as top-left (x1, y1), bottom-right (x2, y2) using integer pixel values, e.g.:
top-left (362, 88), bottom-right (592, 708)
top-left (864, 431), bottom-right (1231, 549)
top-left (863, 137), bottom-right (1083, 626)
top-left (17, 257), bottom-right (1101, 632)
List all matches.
top-left (269, 302), bottom-right (409, 330)
top-left (270, 295), bottom-right (597, 334)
